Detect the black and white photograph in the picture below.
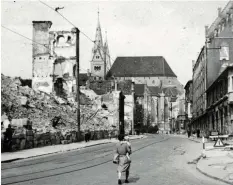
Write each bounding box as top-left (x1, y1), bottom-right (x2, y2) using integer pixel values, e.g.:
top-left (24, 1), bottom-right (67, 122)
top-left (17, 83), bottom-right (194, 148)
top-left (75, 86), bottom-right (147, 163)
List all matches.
top-left (1, 0), bottom-right (233, 184)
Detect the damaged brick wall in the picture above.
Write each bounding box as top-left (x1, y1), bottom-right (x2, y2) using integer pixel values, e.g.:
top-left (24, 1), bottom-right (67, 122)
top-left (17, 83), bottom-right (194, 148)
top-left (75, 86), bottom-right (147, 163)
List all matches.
top-left (32, 21), bottom-right (77, 97)
top-left (50, 29), bottom-right (77, 97)
top-left (32, 21), bottom-right (54, 94)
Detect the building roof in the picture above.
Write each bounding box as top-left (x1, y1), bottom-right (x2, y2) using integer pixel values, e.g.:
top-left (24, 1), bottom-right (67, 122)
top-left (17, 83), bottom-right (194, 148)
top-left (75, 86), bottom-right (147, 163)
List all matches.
top-left (89, 80), bottom-right (132, 95)
top-left (107, 56), bottom-right (177, 78)
top-left (206, 1), bottom-right (233, 38)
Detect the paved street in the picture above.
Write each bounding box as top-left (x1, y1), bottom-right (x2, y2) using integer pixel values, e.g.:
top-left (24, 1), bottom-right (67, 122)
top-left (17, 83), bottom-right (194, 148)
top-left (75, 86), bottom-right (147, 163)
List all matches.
top-left (1, 135), bottom-right (228, 185)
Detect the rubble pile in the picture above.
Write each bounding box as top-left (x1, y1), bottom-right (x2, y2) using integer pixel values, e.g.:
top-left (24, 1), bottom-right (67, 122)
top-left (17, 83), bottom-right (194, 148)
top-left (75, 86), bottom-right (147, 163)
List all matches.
top-left (1, 74), bottom-right (117, 152)
top-left (1, 74), bottom-right (78, 131)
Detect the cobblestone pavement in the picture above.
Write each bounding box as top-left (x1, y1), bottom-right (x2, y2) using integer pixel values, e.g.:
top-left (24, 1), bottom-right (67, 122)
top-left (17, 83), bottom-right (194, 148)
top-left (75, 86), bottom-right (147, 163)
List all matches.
top-left (1, 135), bottom-right (228, 185)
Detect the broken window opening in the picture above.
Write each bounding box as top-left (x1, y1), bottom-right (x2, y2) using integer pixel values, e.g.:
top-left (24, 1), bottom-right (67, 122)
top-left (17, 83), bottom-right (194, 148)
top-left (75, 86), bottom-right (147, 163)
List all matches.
top-left (67, 36), bottom-right (72, 43)
top-left (57, 35), bottom-right (65, 45)
top-left (101, 104), bottom-right (108, 110)
top-left (54, 78), bottom-right (64, 97)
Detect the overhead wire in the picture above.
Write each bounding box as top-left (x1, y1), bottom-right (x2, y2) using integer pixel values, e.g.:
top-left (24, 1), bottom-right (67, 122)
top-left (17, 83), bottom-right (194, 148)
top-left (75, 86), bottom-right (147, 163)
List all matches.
top-left (1, 25), bottom-right (50, 50)
top-left (38, 0), bottom-right (116, 69)
top-left (38, 0), bottom-right (148, 85)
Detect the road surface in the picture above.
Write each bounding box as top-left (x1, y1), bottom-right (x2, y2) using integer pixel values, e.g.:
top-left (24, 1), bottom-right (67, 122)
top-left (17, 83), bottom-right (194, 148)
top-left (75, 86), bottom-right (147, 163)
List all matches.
top-left (1, 135), bottom-right (228, 185)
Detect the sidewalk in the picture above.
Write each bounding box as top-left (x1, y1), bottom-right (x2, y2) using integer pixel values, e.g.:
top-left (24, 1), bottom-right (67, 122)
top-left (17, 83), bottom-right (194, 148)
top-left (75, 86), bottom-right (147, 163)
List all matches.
top-left (1, 135), bottom-right (145, 163)
top-left (197, 149), bottom-right (233, 185)
top-left (171, 133), bottom-right (233, 184)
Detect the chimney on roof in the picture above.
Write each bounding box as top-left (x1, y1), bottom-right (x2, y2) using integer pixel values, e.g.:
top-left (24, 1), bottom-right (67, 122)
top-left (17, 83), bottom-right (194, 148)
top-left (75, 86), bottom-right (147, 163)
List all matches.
top-left (218, 7), bottom-right (222, 17)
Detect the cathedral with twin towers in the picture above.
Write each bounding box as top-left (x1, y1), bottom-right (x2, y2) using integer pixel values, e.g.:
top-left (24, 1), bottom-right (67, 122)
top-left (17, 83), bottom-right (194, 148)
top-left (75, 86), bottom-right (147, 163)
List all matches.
top-left (90, 11), bottom-right (111, 81)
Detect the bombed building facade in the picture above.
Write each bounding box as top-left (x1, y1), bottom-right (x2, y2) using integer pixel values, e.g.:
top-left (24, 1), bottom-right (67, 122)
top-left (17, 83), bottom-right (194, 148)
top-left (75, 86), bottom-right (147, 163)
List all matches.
top-left (32, 15), bottom-right (111, 96)
top-left (32, 21), bottom-right (77, 97)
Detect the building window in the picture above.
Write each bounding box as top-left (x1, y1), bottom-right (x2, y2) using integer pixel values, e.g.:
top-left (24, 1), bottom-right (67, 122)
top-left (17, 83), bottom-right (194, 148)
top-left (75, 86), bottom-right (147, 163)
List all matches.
top-left (94, 66), bottom-right (101, 71)
top-left (96, 56), bottom-right (100, 59)
top-left (220, 43), bottom-right (229, 61)
top-left (152, 80), bottom-right (155, 84)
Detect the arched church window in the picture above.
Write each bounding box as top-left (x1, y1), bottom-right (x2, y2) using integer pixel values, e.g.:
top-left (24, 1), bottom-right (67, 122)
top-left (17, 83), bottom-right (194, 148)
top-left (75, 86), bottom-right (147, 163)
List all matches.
top-left (220, 42), bottom-right (229, 61)
top-left (152, 80), bottom-right (155, 84)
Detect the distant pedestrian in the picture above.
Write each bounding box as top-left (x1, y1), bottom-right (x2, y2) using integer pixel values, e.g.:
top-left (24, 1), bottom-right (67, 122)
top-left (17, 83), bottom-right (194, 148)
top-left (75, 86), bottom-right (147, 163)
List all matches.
top-left (84, 130), bottom-right (88, 142)
top-left (197, 129), bottom-right (200, 138)
top-left (4, 124), bottom-right (14, 152)
top-left (109, 131), bottom-right (112, 140)
top-left (87, 130), bottom-right (91, 142)
top-left (114, 134), bottom-right (131, 184)
top-left (187, 129), bottom-right (191, 138)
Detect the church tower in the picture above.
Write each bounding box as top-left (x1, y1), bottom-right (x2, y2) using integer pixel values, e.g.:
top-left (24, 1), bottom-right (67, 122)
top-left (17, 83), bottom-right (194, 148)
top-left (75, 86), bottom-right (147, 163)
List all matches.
top-left (90, 10), bottom-right (105, 80)
top-left (104, 31), bottom-right (111, 74)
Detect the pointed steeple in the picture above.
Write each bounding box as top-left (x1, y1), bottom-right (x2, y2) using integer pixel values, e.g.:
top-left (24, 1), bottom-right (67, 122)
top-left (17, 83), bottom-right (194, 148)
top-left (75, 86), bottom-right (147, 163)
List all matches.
top-left (104, 30), bottom-right (111, 71)
top-left (93, 8), bottom-right (103, 57)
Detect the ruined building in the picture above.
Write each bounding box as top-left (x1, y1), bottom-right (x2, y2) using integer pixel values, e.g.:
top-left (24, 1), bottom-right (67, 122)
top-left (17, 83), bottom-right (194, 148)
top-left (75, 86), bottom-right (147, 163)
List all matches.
top-left (32, 12), bottom-right (111, 96)
top-left (32, 21), bottom-right (77, 97)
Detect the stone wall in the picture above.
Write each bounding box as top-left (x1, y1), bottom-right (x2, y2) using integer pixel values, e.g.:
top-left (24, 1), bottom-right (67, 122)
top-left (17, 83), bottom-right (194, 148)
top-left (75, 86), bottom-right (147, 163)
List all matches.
top-left (2, 129), bottom-right (118, 153)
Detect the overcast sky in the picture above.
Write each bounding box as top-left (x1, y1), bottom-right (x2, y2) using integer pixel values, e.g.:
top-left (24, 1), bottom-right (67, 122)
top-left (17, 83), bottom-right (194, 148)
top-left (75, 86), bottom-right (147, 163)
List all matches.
top-left (1, 0), bottom-right (229, 85)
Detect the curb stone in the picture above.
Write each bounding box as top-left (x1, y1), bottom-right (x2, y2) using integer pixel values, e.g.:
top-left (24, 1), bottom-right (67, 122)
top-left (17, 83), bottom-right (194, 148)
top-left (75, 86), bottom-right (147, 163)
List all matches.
top-left (196, 158), bottom-right (233, 185)
top-left (1, 136), bottom-right (145, 163)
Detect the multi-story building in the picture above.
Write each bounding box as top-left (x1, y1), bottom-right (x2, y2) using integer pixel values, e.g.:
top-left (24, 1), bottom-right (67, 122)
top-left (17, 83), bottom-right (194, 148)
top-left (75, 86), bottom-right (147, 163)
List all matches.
top-left (184, 80), bottom-right (193, 130)
top-left (205, 2), bottom-right (233, 89)
top-left (206, 66), bottom-right (233, 135)
top-left (192, 46), bottom-right (207, 131)
top-left (191, 1), bottom-right (233, 133)
top-left (205, 1), bottom-right (233, 135)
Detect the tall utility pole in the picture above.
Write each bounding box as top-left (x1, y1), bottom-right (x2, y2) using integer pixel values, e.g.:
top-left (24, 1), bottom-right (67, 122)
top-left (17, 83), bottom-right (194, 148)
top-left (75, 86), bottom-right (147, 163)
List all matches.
top-left (75, 27), bottom-right (80, 140)
top-left (131, 79), bottom-right (135, 135)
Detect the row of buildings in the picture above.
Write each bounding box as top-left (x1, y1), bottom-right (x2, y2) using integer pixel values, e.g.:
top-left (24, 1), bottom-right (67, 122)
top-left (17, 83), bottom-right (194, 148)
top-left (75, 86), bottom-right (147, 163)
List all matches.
top-left (31, 11), bottom-right (186, 134)
top-left (185, 1), bottom-right (233, 136)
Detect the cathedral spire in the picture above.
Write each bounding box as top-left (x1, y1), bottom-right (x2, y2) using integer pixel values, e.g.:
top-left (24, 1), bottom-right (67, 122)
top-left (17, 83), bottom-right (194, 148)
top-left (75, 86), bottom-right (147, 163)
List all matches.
top-left (104, 30), bottom-right (108, 48)
top-left (97, 7), bottom-right (100, 28)
top-left (104, 30), bottom-right (111, 71)
top-left (93, 8), bottom-right (103, 57)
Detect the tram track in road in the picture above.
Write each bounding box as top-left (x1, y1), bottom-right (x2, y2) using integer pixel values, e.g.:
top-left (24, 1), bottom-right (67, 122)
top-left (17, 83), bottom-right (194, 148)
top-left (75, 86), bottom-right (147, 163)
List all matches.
top-left (1, 142), bottom-right (116, 170)
top-left (2, 138), bottom-right (148, 179)
top-left (2, 137), bottom-right (169, 185)
top-left (2, 137), bottom-right (145, 170)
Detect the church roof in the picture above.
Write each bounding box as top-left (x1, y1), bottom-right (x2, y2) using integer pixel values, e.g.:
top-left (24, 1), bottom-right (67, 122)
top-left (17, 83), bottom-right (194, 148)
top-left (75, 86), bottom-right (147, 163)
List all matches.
top-left (107, 56), bottom-right (177, 78)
